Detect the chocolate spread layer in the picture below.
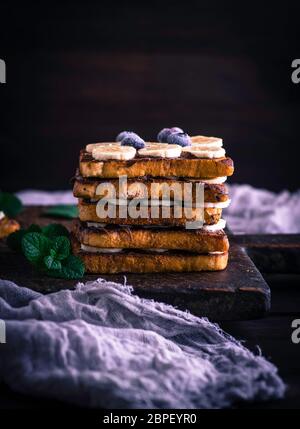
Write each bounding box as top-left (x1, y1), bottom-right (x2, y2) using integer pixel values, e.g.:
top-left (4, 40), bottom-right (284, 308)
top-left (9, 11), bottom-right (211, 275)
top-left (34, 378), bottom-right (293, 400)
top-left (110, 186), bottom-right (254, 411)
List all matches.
top-left (79, 247), bottom-right (225, 257)
top-left (74, 170), bottom-right (228, 194)
top-left (76, 220), bottom-right (226, 236)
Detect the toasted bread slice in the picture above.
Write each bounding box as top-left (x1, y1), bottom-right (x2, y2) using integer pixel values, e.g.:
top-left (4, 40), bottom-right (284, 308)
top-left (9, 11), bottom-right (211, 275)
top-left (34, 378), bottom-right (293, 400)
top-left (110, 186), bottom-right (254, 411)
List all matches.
top-left (0, 217), bottom-right (20, 239)
top-left (77, 199), bottom-right (222, 226)
top-left (73, 174), bottom-right (229, 203)
top-left (79, 150), bottom-right (234, 179)
top-left (71, 234), bottom-right (228, 273)
top-left (73, 220), bottom-right (229, 253)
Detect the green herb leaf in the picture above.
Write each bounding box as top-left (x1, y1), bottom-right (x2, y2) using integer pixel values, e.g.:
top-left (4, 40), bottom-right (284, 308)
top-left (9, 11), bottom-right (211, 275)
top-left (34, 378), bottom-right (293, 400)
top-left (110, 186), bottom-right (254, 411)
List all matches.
top-left (7, 225), bottom-right (42, 252)
top-left (7, 229), bottom-right (26, 252)
top-left (0, 192), bottom-right (23, 217)
top-left (44, 205), bottom-right (78, 219)
top-left (42, 223), bottom-right (69, 238)
top-left (44, 255), bottom-right (62, 271)
top-left (49, 248), bottom-right (57, 258)
top-left (22, 232), bottom-right (51, 264)
top-left (7, 221), bottom-right (84, 280)
top-left (60, 255), bottom-right (85, 279)
top-left (50, 236), bottom-right (70, 261)
top-left (27, 224), bottom-right (42, 233)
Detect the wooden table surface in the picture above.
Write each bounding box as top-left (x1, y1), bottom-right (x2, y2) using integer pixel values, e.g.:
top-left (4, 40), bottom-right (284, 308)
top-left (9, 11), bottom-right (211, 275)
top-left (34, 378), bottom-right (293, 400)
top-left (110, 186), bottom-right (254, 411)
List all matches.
top-left (0, 207), bottom-right (272, 321)
top-left (0, 208), bottom-right (300, 409)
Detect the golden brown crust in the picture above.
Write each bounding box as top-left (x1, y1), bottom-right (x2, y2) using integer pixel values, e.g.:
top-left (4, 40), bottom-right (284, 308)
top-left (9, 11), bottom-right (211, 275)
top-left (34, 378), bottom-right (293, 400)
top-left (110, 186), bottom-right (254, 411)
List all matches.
top-left (77, 199), bottom-right (222, 226)
top-left (73, 176), bottom-right (229, 203)
top-left (71, 234), bottom-right (228, 273)
top-left (79, 150), bottom-right (234, 179)
top-left (0, 217), bottom-right (20, 239)
top-left (73, 220), bottom-right (229, 253)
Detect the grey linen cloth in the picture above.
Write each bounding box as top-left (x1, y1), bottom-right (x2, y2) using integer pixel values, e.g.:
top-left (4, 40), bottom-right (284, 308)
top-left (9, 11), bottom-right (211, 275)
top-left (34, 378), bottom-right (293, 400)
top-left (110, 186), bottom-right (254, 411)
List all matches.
top-left (0, 278), bottom-right (285, 409)
top-left (226, 185), bottom-right (300, 233)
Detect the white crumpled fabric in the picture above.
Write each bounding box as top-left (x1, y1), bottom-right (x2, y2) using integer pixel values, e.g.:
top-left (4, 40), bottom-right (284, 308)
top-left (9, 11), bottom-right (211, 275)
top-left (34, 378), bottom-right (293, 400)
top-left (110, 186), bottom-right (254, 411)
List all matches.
top-left (0, 278), bottom-right (285, 409)
top-left (225, 185), bottom-right (300, 234)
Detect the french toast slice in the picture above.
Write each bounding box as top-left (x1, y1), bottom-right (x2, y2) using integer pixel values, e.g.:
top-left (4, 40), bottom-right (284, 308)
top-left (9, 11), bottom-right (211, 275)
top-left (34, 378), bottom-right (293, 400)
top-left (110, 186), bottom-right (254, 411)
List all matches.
top-left (79, 150), bottom-right (234, 179)
top-left (71, 234), bottom-right (228, 273)
top-left (77, 199), bottom-right (222, 226)
top-left (73, 220), bottom-right (229, 253)
top-left (0, 216), bottom-right (20, 239)
top-left (73, 173), bottom-right (229, 203)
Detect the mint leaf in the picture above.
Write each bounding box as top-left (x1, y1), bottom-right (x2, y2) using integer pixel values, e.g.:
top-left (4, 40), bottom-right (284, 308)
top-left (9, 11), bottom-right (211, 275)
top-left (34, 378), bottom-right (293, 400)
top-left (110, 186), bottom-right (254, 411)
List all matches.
top-left (7, 225), bottom-right (41, 252)
top-left (0, 192), bottom-right (23, 217)
top-left (7, 229), bottom-right (26, 252)
top-left (42, 223), bottom-right (69, 238)
top-left (60, 255), bottom-right (85, 279)
top-left (49, 248), bottom-right (57, 258)
top-left (7, 222), bottom-right (84, 280)
top-left (22, 232), bottom-right (51, 264)
top-left (44, 255), bottom-right (62, 271)
top-left (50, 236), bottom-right (70, 261)
top-left (27, 224), bottom-right (42, 233)
top-left (44, 205), bottom-right (78, 219)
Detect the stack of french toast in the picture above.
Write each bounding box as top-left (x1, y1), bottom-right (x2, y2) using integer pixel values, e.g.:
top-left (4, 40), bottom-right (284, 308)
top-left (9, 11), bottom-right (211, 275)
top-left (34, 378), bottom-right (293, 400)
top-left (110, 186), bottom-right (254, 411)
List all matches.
top-left (72, 128), bottom-right (234, 273)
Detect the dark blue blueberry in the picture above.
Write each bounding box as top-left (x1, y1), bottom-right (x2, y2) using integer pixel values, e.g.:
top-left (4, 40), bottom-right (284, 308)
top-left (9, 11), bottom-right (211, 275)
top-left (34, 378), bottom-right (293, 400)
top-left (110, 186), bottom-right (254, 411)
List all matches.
top-left (121, 135), bottom-right (145, 149)
top-left (116, 131), bottom-right (139, 142)
top-left (170, 127), bottom-right (183, 134)
top-left (157, 128), bottom-right (172, 143)
top-left (157, 127), bottom-right (184, 142)
top-left (167, 132), bottom-right (191, 147)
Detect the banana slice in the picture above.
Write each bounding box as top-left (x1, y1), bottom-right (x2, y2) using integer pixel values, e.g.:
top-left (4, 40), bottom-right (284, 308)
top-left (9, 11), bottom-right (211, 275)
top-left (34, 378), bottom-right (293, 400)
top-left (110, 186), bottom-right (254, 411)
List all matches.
top-left (183, 146), bottom-right (226, 158)
top-left (138, 143), bottom-right (182, 158)
top-left (87, 222), bottom-right (107, 228)
top-left (183, 136), bottom-right (223, 153)
top-left (92, 145), bottom-right (136, 161)
top-left (200, 177), bottom-right (227, 184)
top-left (86, 142), bottom-right (121, 153)
top-left (202, 219), bottom-right (226, 232)
top-left (191, 135), bottom-right (223, 148)
top-left (147, 248), bottom-right (168, 253)
top-left (81, 244), bottom-right (123, 253)
top-left (184, 143), bottom-right (222, 151)
top-left (204, 199), bottom-right (231, 208)
top-left (141, 199), bottom-right (174, 207)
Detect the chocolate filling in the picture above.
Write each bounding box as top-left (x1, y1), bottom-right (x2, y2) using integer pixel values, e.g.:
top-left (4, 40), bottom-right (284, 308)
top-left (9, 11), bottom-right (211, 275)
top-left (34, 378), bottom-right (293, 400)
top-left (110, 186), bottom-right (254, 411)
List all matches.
top-left (79, 246), bottom-right (225, 257)
top-left (74, 170), bottom-right (228, 195)
top-left (76, 221), bottom-right (225, 236)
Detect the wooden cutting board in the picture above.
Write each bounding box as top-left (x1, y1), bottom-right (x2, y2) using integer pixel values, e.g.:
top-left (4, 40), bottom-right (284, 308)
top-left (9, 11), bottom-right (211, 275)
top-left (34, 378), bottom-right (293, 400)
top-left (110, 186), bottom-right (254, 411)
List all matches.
top-left (0, 206), bottom-right (270, 321)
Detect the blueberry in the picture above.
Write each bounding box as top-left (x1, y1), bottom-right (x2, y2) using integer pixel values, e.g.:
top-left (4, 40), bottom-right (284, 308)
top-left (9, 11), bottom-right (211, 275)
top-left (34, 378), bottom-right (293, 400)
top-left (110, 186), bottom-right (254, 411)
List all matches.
top-left (157, 128), bottom-right (172, 143)
top-left (121, 135), bottom-right (145, 149)
top-left (116, 131), bottom-right (139, 142)
top-left (167, 132), bottom-right (191, 147)
top-left (157, 127), bottom-right (184, 142)
top-left (170, 127), bottom-right (183, 134)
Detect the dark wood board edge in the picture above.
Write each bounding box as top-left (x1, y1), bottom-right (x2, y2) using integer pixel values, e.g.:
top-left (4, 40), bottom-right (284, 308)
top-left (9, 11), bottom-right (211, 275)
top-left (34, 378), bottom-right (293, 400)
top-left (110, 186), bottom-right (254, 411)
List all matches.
top-left (0, 208), bottom-right (271, 321)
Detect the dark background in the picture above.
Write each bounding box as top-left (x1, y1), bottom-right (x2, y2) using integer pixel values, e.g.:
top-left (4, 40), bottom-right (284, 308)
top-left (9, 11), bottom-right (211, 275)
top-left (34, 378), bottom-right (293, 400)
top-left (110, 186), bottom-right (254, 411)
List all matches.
top-left (0, 1), bottom-right (300, 192)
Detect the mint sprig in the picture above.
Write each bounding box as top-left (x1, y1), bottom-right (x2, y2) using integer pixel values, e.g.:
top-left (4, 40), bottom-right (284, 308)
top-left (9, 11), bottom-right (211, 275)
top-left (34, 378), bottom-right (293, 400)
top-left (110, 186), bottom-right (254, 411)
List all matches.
top-left (6, 224), bottom-right (43, 252)
top-left (49, 236), bottom-right (70, 261)
top-left (44, 256), bottom-right (62, 271)
top-left (7, 223), bottom-right (84, 279)
top-left (42, 223), bottom-right (69, 238)
top-left (59, 255), bottom-right (85, 279)
top-left (22, 232), bottom-right (51, 265)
